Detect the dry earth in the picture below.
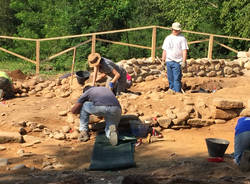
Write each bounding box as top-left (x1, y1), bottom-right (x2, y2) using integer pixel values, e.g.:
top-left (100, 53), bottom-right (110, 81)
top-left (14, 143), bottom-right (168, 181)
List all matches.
top-left (1, 70), bottom-right (250, 184)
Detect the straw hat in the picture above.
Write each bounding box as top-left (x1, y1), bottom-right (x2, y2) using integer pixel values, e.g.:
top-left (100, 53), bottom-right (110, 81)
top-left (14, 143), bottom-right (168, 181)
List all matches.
top-left (172, 22), bottom-right (181, 31)
top-left (88, 53), bottom-right (101, 67)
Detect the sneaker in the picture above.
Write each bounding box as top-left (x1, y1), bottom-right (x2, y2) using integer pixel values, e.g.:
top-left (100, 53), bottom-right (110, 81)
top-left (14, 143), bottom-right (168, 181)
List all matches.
top-left (78, 131), bottom-right (89, 142)
top-left (109, 125), bottom-right (118, 146)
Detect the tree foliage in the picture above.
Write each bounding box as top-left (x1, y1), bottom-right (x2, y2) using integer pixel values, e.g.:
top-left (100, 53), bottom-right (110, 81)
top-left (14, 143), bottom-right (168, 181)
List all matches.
top-left (0, 0), bottom-right (249, 69)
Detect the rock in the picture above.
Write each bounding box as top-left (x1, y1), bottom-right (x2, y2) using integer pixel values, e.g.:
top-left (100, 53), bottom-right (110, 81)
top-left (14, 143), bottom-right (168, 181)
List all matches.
top-left (45, 93), bottom-right (55, 98)
top-left (33, 140), bottom-right (41, 144)
top-left (240, 109), bottom-right (250, 116)
top-left (187, 119), bottom-right (214, 127)
top-left (173, 112), bottom-right (190, 125)
top-left (21, 143), bottom-right (34, 148)
top-left (145, 75), bottom-right (154, 81)
top-left (213, 98), bottom-right (244, 109)
top-left (59, 111), bottom-right (68, 116)
top-left (0, 158), bottom-right (8, 166)
top-left (214, 119), bottom-right (227, 124)
top-left (69, 130), bottom-right (79, 139)
top-left (224, 66), bottom-right (233, 75)
top-left (197, 70), bottom-right (205, 76)
top-left (0, 131), bottom-right (24, 143)
top-left (62, 126), bottom-right (71, 133)
top-left (206, 71), bottom-right (216, 77)
top-left (166, 109), bottom-right (177, 119)
top-left (32, 128), bottom-right (42, 132)
top-left (212, 108), bottom-right (238, 120)
top-left (54, 132), bottom-right (65, 140)
top-left (89, 115), bottom-right (103, 124)
top-left (11, 164), bottom-right (26, 171)
top-left (0, 146), bottom-right (6, 151)
top-left (157, 117), bottom-right (172, 128)
top-left (245, 62), bottom-right (250, 70)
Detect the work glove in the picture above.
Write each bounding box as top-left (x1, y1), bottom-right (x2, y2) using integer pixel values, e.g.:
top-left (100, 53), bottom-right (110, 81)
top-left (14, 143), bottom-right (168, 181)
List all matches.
top-left (109, 82), bottom-right (114, 89)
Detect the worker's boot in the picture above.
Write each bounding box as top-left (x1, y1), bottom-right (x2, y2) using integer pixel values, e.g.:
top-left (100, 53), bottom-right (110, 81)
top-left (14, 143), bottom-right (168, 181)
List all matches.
top-left (78, 130), bottom-right (89, 142)
top-left (239, 149), bottom-right (250, 172)
top-left (109, 125), bottom-right (118, 146)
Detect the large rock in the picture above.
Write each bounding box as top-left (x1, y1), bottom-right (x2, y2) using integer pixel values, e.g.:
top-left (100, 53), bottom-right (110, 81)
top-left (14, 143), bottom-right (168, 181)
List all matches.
top-left (157, 117), bottom-right (172, 128)
top-left (213, 98), bottom-right (244, 109)
top-left (245, 62), bottom-right (250, 70)
top-left (187, 119), bottom-right (214, 127)
top-left (240, 109), bottom-right (250, 116)
top-left (212, 108), bottom-right (238, 120)
top-left (0, 131), bottom-right (24, 143)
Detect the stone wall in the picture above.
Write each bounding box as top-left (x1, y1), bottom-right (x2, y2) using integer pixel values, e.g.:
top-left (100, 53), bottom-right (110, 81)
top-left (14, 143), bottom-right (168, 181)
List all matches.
top-left (118, 53), bottom-right (250, 82)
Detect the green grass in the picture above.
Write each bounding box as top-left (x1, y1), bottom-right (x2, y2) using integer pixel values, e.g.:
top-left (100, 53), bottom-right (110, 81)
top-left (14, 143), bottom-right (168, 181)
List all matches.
top-left (0, 58), bottom-right (89, 76)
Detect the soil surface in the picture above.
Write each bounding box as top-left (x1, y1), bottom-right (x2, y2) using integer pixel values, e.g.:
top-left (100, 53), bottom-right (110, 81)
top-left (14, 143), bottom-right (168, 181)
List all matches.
top-left (1, 70), bottom-right (250, 184)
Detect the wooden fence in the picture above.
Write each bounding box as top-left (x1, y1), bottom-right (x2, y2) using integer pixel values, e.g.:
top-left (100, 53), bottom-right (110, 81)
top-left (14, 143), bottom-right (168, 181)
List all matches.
top-left (0, 25), bottom-right (249, 74)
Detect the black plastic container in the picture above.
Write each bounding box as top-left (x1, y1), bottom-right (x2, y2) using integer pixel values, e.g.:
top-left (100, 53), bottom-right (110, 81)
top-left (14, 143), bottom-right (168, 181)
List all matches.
top-left (205, 138), bottom-right (230, 157)
top-left (76, 71), bottom-right (90, 85)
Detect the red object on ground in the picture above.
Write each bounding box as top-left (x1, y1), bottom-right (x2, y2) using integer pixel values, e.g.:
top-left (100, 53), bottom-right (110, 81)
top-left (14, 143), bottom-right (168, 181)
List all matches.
top-left (135, 138), bottom-right (142, 147)
top-left (126, 73), bottom-right (132, 81)
top-left (207, 157), bottom-right (224, 162)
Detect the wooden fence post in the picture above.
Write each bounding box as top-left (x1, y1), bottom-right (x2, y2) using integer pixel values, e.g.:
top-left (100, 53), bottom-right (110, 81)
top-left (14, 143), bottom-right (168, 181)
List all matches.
top-left (36, 40), bottom-right (40, 75)
top-left (151, 26), bottom-right (157, 62)
top-left (91, 34), bottom-right (96, 53)
top-left (208, 35), bottom-right (214, 60)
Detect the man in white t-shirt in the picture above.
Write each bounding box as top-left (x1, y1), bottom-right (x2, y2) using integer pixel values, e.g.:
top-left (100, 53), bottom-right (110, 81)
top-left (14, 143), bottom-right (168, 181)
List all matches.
top-left (162, 22), bottom-right (188, 93)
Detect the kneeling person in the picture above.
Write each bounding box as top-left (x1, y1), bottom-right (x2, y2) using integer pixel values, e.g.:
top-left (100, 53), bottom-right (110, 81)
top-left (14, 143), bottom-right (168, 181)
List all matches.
top-left (0, 71), bottom-right (15, 100)
top-left (71, 84), bottom-right (121, 146)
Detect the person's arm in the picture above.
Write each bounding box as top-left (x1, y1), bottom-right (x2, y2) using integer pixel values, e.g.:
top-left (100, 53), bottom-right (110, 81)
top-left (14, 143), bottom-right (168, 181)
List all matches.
top-left (92, 66), bottom-right (99, 86)
top-left (96, 73), bottom-right (107, 82)
top-left (71, 102), bottom-right (83, 114)
top-left (111, 69), bottom-right (120, 83)
top-left (182, 49), bottom-right (188, 70)
top-left (108, 69), bottom-right (120, 89)
top-left (162, 50), bottom-right (166, 62)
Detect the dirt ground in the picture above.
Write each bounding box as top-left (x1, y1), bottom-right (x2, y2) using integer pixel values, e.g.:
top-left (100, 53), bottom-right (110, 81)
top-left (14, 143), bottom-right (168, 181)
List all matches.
top-left (1, 71), bottom-right (250, 184)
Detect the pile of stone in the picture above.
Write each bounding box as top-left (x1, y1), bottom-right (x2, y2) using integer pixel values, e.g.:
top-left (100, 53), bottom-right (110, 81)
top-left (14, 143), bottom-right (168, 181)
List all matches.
top-left (118, 54), bottom-right (250, 82)
top-left (139, 98), bottom-right (250, 130)
top-left (13, 74), bottom-right (82, 98)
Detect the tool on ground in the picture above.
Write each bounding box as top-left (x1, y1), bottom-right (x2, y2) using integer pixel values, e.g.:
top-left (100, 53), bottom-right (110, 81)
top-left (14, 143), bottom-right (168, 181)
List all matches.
top-left (207, 157), bottom-right (224, 162)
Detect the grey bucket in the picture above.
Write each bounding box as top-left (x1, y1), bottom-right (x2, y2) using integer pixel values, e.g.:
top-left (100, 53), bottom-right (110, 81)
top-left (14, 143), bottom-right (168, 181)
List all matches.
top-left (76, 71), bottom-right (90, 85)
top-left (205, 138), bottom-right (230, 157)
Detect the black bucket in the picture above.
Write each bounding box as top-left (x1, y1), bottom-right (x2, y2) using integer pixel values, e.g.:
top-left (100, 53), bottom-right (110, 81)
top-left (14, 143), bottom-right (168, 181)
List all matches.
top-left (205, 138), bottom-right (230, 157)
top-left (76, 71), bottom-right (90, 85)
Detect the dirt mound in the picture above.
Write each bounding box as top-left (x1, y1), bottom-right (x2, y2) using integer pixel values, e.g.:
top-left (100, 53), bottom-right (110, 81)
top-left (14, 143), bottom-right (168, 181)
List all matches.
top-left (8, 69), bottom-right (27, 80)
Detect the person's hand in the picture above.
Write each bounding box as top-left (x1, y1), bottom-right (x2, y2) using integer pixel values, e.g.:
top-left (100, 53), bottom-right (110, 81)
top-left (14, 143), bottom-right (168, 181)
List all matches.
top-left (109, 82), bottom-right (114, 90)
top-left (181, 61), bottom-right (187, 72)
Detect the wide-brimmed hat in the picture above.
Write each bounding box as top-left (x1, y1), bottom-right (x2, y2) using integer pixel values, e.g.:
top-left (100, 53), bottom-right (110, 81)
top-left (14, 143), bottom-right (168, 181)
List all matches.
top-left (88, 53), bottom-right (101, 67)
top-left (172, 22), bottom-right (181, 31)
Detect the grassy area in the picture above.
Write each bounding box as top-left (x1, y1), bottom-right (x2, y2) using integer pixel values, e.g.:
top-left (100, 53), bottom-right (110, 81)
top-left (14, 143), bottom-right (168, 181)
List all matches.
top-left (0, 58), bottom-right (88, 76)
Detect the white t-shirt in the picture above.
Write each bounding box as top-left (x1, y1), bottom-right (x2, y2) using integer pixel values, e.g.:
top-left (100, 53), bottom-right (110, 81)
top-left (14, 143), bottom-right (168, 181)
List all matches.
top-left (162, 34), bottom-right (188, 62)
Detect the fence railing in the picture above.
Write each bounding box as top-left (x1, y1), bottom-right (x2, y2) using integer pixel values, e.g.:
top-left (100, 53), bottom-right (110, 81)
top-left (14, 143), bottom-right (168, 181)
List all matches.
top-left (0, 25), bottom-right (249, 74)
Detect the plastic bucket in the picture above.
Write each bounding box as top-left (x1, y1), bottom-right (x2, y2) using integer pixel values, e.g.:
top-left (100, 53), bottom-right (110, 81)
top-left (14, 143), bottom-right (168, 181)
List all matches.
top-left (130, 123), bottom-right (150, 138)
top-left (205, 138), bottom-right (230, 157)
top-left (76, 71), bottom-right (90, 85)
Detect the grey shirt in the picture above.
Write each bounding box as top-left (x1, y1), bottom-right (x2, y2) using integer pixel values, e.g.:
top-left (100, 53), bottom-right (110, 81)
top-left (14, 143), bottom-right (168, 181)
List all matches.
top-left (77, 86), bottom-right (121, 108)
top-left (99, 57), bottom-right (127, 81)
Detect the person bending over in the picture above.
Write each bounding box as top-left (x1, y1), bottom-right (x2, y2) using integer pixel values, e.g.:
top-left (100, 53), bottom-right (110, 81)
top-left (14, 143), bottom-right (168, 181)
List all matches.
top-left (71, 84), bottom-right (121, 146)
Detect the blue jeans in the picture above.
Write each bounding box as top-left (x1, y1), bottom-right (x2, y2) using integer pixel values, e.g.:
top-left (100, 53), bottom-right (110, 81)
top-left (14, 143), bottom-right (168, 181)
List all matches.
top-left (234, 131), bottom-right (250, 164)
top-left (166, 61), bottom-right (182, 92)
top-left (79, 101), bottom-right (121, 138)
